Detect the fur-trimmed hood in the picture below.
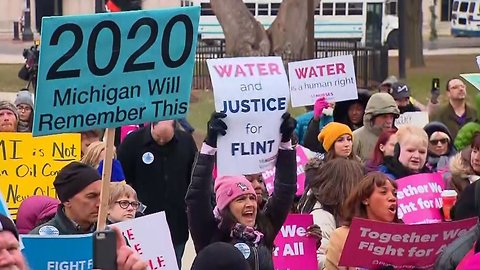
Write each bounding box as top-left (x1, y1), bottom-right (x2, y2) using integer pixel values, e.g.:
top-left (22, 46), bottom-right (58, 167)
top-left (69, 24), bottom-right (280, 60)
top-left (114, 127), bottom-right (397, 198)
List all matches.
top-left (449, 151), bottom-right (473, 178)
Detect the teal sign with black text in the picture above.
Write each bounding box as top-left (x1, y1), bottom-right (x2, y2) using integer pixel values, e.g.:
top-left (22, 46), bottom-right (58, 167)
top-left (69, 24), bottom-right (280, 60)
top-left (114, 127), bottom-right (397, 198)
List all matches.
top-left (33, 7), bottom-right (200, 136)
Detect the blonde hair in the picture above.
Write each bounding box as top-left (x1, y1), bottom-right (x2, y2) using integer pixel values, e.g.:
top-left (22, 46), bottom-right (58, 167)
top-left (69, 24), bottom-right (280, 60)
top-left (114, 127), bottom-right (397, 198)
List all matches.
top-left (108, 182), bottom-right (138, 207)
top-left (80, 141), bottom-right (116, 168)
top-left (396, 125), bottom-right (428, 147)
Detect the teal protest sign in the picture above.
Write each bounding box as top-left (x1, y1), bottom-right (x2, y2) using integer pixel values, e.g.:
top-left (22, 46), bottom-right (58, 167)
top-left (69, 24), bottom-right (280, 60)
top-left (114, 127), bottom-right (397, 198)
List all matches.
top-left (21, 234), bottom-right (93, 269)
top-left (461, 73), bottom-right (480, 91)
top-left (33, 7), bottom-right (200, 136)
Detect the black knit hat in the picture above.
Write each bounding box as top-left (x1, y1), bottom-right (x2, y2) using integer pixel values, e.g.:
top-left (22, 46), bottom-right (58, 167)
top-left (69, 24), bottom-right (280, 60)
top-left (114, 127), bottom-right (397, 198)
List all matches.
top-left (0, 214), bottom-right (19, 240)
top-left (54, 162), bottom-right (101, 202)
top-left (424, 121), bottom-right (453, 141)
top-left (191, 242), bottom-right (250, 270)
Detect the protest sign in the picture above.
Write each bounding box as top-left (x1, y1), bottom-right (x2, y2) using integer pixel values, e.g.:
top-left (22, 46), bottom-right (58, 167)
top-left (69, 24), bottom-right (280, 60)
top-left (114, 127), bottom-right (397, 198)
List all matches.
top-left (396, 173), bottom-right (445, 224)
top-left (460, 73), bottom-right (480, 91)
top-left (339, 217), bottom-right (477, 269)
top-left (0, 133), bottom-right (80, 218)
top-left (263, 145), bottom-right (309, 196)
top-left (22, 234), bottom-right (93, 270)
top-left (288, 55), bottom-right (358, 107)
top-left (0, 190), bottom-right (11, 218)
top-left (272, 214), bottom-right (317, 270)
top-left (395, 111), bottom-right (429, 128)
top-left (33, 7), bottom-right (200, 136)
top-left (114, 212), bottom-right (178, 270)
top-left (207, 57), bottom-right (290, 175)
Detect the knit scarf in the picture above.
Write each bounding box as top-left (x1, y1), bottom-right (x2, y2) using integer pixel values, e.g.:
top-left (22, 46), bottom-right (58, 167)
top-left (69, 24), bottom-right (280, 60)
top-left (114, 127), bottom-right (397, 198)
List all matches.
top-left (17, 120), bottom-right (30, 132)
top-left (213, 207), bottom-right (264, 245)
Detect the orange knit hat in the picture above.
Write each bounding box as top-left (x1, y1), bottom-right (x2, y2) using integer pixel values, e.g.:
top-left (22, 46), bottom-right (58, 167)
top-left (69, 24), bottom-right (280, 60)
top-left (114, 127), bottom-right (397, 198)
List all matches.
top-left (318, 122), bottom-right (353, 151)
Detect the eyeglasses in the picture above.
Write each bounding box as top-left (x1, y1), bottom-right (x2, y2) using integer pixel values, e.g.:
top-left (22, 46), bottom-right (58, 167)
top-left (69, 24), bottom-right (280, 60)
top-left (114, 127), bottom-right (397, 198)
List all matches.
top-left (430, 138), bottom-right (449, 145)
top-left (115, 200), bottom-right (141, 209)
top-left (16, 106), bottom-right (31, 112)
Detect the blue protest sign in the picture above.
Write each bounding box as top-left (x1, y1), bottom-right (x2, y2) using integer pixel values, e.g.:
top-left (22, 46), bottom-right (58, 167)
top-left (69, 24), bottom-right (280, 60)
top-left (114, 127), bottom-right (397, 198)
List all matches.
top-left (33, 7), bottom-right (200, 136)
top-left (461, 73), bottom-right (480, 91)
top-left (0, 190), bottom-right (11, 218)
top-left (21, 234), bottom-right (93, 269)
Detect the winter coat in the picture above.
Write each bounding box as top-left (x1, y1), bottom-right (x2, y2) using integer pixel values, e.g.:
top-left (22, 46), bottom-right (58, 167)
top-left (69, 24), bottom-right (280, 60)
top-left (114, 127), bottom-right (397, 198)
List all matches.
top-left (431, 102), bottom-right (477, 142)
top-left (378, 156), bottom-right (431, 180)
top-left (30, 204), bottom-right (96, 235)
top-left (302, 116), bottom-right (333, 153)
top-left (186, 149), bottom-right (297, 270)
top-left (353, 93), bottom-right (400, 162)
top-left (455, 94), bottom-right (480, 150)
top-left (117, 126), bottom-right (197, 245)
top-left (449, 149), bottom-right (480, 195)
top-left (304, 201), bottom-right (336, 270)
top-left (332, 89), bottom-right (371, 131)
top-left (424, 121), bottom-right (457, 172)
top-left (324, 226), bottom-right (356, 270)
top-left (16, 196), bottom-right (59, 234)
top-left (434, 224), bottom-right (480, 270)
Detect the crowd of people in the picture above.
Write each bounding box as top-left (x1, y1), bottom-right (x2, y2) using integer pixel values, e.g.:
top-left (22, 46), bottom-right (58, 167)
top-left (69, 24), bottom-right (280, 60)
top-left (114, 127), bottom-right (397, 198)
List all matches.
top-left (0, 73), bottom-right (480, 270)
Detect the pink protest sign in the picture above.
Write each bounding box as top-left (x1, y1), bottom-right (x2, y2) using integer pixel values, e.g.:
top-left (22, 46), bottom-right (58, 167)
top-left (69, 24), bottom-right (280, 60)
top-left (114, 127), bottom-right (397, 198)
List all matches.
top-left (120, 124), bottom-right (141, 142)
top-left (396, 173), bottom-right (445, 224)
top-left (339, 217), bottom-right (477, 270)
top-left (272, 214), bottom-right (317, 270)
top-left (263, 146), bottom-right (308, 196)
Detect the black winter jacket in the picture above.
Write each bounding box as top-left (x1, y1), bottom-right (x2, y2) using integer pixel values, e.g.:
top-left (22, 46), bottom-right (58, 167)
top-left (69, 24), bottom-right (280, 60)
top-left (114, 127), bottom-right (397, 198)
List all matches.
top-left (185, 149), bottom-right (297, 270)
top-left (117, 126), bottom-right (197, 245)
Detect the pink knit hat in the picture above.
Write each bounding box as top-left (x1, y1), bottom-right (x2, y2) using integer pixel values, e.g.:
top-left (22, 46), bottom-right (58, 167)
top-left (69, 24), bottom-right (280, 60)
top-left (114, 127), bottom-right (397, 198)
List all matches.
top-left (214, 176), bottom-right (256, 211)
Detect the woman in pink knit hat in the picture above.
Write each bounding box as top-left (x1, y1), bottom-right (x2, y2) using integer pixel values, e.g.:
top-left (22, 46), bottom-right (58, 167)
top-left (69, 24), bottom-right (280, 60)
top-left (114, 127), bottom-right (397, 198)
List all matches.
top-left (186, 112), bottom-right (313, 270)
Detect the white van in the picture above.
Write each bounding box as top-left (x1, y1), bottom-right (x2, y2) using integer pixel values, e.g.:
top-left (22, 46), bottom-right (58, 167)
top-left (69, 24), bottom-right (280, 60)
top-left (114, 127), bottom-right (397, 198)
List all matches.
top-left (451, 0), bottom-right (480, 36)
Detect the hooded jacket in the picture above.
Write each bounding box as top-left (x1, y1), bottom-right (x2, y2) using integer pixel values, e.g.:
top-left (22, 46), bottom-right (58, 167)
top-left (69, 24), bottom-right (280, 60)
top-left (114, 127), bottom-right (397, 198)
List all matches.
top-left (16, 196), bottom-right (59, 234)
top-left (352, 93), bottom-right (400, 161)
top-left (302, 89), bottom-right (370, 153)
top-left (449, 147), bottom-right (480, 195)
top-left (332, 89), bottom-right (371, 131)
top-left (423, 121), bottom-right (457, 172)
top-left (186, 149), bottom-right (296, 270)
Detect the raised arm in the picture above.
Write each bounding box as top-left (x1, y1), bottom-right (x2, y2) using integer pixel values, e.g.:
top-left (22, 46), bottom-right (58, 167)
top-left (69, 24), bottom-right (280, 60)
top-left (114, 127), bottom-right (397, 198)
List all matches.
top-left (185, 112), bottom-right (227, 253)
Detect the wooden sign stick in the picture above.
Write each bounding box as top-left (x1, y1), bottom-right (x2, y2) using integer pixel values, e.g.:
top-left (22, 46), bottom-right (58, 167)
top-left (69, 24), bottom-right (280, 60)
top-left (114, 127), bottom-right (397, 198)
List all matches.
top-left (96, 127), bottom-right (116, 231)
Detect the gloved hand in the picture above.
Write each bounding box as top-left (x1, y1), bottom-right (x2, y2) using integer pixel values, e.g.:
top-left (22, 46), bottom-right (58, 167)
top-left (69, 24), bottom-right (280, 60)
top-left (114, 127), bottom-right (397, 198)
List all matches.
top-left (205, 112), bottom-right (227, 148)
top-left (280, 112), bottom-right (297, 143)
top-left (313, 97), bottom-right (329, 120)
top-left (431, 88), bottom-right (440, 104)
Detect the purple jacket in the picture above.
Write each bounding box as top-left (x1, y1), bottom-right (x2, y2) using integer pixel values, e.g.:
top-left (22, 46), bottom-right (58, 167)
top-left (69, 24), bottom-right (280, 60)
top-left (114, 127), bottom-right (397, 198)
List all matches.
top-left (16, 196), bottom-right (60, 234)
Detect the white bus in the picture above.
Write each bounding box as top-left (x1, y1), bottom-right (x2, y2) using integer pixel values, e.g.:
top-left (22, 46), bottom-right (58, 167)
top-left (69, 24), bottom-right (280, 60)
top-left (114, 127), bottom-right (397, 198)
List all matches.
top-left (190, 0), bottom-right (399, 48)
top-left (451, 0), bottom-right (480, 37)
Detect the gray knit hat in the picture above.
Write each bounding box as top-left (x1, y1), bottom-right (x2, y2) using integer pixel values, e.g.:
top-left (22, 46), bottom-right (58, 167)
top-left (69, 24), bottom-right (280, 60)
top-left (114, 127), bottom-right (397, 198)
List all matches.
top-left (14, 90), bottom-right (34, 109)
top-left (0, 100), bottom-right (19, 120)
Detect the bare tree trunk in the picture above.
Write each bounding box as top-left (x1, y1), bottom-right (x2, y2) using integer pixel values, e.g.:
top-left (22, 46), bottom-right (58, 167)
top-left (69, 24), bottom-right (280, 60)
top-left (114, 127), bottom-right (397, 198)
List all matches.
top-left (268, 0), bottom-right (320, 60)
top-left (211, 0), bottom-right (316, 59)
top-left (210, 0), bottom-right (270, 56)
top-left (405, 0), bottom-right (425, 67)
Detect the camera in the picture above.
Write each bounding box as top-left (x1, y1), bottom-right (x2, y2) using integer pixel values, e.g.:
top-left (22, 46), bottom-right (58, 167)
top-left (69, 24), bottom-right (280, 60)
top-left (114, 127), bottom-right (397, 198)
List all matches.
top-left (18, 41), bottom-right (40, 92)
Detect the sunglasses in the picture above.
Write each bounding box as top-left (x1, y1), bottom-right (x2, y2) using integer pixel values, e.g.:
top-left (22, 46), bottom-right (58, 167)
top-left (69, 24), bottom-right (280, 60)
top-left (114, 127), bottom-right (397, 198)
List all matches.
top-left (429, 138), bottom-right (449, 145)
top-left (115, 200), bottom-right (141, 210)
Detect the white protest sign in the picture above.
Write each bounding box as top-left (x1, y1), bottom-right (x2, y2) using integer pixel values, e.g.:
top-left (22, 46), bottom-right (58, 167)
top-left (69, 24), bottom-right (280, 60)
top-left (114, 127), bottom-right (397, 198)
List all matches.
top-left (207, 57), bottom-right (289, 175)
top-left (114, 212), bottom-right (178, 270)
top-left (395, 111), bottom-right (429, 128)
top-left (288, 55), bottom-right (358, 107)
